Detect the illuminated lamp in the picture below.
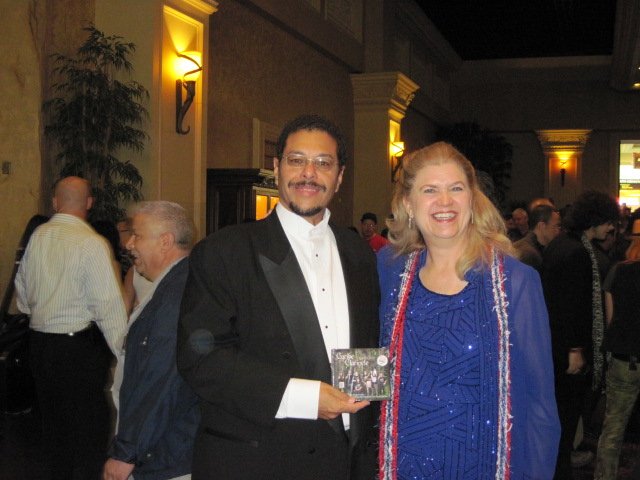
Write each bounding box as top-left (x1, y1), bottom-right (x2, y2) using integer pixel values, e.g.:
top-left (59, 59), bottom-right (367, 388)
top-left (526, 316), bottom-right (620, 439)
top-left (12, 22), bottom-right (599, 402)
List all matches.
top-left (557, 152), bottom-right (571, 187)
top-left (175, 51), bottom-right (202, 135)
top-left (390, 141), bottom-right (405, 182)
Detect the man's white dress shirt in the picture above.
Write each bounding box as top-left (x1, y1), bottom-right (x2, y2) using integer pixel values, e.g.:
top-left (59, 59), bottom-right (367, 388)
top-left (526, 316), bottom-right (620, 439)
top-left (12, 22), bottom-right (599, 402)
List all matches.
top-left (274, 204), bottom-right (351, 426)
top-left (15, 213), bottom-right (127, 355)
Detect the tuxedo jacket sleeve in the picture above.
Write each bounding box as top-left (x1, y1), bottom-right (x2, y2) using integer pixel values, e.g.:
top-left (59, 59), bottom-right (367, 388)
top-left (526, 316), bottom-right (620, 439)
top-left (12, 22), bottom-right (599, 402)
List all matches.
top-left (177, 214), bottom-right (380, 437)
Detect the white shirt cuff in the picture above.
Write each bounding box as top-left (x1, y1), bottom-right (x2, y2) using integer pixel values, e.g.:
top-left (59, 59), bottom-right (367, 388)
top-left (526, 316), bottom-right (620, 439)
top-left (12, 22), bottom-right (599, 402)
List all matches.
top-left (275, 378), bottom-right (320, 419)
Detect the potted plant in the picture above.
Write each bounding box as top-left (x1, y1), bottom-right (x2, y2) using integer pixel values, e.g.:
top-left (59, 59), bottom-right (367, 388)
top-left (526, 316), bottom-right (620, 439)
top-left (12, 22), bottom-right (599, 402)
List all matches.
top-left (44, 26), bottom-right (148, 221)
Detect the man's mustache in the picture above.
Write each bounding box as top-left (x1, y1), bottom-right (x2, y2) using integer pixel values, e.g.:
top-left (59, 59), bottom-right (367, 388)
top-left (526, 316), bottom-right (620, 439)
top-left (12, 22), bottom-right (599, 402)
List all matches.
top-left (288, 180), bottom-right (326, 191)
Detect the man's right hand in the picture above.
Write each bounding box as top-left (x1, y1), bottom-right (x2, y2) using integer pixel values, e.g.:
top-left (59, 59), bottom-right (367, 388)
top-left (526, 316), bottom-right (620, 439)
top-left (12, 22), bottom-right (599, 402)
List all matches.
top-left (103, 458), bottom-right (134, 480)
top-left (566, 349), bottom-right (585, 374)
top-left (318, 382), bottom-right (370, 420)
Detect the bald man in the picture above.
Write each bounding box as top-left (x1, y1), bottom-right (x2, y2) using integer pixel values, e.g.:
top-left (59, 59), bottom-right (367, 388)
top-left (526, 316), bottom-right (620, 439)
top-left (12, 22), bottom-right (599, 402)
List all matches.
top-left (15, 176), bottom-right (127, 480)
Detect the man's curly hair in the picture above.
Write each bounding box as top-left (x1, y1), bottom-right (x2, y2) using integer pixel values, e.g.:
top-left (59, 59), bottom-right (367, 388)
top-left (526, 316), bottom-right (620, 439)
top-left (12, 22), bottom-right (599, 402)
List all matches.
top-left (564, 190), bottom-right (619, 233)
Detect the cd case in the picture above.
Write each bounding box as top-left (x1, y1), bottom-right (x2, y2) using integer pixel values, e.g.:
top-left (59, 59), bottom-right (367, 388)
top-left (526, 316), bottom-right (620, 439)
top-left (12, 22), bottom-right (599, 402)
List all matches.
top-left (331, 347), bottom-right (390, 401)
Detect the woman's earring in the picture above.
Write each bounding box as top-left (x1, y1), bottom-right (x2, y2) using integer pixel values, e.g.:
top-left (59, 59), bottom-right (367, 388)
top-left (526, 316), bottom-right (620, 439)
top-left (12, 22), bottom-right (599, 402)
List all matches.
top-left (408, 215), bottom-right (414, 230)
top-left (471, 211), bottom-right (474, 225)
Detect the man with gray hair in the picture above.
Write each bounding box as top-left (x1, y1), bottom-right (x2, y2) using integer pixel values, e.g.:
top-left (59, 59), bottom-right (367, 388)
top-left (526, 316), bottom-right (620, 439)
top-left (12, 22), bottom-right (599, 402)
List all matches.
top-left (103, 201), bottom-right (199, 480)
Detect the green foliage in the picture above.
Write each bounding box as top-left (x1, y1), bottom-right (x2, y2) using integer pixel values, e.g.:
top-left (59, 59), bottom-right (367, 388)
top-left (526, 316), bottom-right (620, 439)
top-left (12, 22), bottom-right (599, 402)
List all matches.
top-left (435, 122), bottom-right (513, 208)
top-left (44, 26), bottom-right (148, 221)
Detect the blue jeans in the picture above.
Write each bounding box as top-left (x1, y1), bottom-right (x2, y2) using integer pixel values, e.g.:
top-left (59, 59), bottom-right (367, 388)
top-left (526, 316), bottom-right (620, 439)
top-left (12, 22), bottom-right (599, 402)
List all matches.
top-left (594, 357), bottom-right (640, 479)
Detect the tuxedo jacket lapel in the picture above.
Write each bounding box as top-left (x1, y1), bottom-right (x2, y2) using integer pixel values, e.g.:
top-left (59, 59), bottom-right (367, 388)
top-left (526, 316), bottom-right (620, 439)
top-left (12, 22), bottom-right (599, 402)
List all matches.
top-left (332, 225), bottom-right (366, 349)
top-left (257, 214), bottom-right (346, 438)
top-left (257, 214), bottom-right (331, 383)
top-left (259, 251), bottom-right (332, 383)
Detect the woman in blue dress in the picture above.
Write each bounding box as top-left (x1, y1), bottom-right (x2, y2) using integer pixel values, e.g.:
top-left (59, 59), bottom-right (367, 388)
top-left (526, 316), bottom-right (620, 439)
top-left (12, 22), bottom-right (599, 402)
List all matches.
top-left (378, 142), bottom-right (560, 479)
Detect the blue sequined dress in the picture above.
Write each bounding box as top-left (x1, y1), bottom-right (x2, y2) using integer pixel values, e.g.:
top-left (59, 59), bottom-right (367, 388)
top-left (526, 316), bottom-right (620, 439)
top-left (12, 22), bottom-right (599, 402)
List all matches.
top-left (378, 248), bottom-right (561, 480)
top-left (390, 257), bottom-right (496, 479)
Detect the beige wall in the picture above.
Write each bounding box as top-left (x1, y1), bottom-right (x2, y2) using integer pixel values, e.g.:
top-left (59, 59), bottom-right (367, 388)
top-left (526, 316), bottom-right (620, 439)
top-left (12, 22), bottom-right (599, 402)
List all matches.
top-left (0, 0), bottom-right (96, 303)
top-left (451, 57), bottom-right (640, 207)
top-left (96, 0), bottom-right (213, 238)
top-left (0, 1), bottom-right (44, 301)
top-left (207, 0), bottom-right (357, 226)
top-left (501, 133), bottom-right (547, 208)
top-left (95, 0), bottom-right (159, 205)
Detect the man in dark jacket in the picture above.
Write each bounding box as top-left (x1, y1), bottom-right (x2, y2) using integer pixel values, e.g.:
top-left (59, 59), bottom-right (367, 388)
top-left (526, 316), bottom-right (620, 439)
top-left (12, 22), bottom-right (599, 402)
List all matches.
top-left (542, 191), bottom-right (619, 479)
top-left (513, 205), bottom-right (561, 273)
top-left (104, 201), bottom-right (199, 480)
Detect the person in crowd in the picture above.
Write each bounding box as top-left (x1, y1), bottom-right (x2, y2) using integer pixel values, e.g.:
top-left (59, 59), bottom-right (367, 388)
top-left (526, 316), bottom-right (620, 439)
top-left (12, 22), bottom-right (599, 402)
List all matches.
top-left (594, 229), bottom-right (640, 479)
top-left (360, 211), bottom-right (389, 252)
top-left (542, 190), bottom-right (619, 479)
top-left (93, 220), bottom-right (124, 280)
top-left (103, 201), bottom-right (199, 480)
top-left (177, 115), bottom-right (379, 480)
top-left (15, 176), bottom-right (127, 480)
top-left (607, 214), bottom-right (633, 264)
top-left (508, 207), bottom-right (529, 241)
top-left (377, 142), bottom-right (560, 479)
top-left (115, 217), bottom-right (154, 315)
top-left (4, 213), bottom-right (49, 300)
top-left (116, 218), bottom-right (134, 275)
top-left (513, 205), bottom-right (562, 273)
top-left (529, 197), bottom-right (556, 211)
top-left (503, 211), bottom-right (515, 231)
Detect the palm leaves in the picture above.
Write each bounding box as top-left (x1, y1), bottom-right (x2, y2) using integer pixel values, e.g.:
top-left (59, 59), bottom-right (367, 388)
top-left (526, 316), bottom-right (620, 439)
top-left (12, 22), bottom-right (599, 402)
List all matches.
top-left (44, 26), bottom-right (148, 221)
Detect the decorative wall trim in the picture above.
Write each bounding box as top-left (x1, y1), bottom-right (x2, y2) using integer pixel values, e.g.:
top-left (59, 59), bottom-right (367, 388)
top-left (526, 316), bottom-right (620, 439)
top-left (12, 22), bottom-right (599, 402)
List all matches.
top-left (536, 129), bottom-right (592, 152)
top-left (179, 0), bottom-right (218, 15)
top-left (351, 72), bottom-right (419, 120)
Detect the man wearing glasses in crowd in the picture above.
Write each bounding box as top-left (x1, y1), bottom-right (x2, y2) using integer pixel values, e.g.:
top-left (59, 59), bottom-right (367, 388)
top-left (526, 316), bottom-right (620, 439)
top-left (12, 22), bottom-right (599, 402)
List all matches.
top-left (178, 115), bottom-right (379, 480)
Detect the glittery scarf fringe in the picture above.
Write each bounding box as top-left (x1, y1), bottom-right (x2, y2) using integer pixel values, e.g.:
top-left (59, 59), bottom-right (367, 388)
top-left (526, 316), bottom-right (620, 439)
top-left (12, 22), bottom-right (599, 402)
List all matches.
top-left (490, 250), bottom-right (512, 480)
top-left (379, 250), bottom-right (419, 480)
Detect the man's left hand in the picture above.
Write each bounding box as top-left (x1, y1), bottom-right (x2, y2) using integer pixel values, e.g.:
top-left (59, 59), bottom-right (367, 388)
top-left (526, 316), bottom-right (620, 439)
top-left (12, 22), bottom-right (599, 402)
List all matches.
top-left (103, 458), bottom-right (135, 480)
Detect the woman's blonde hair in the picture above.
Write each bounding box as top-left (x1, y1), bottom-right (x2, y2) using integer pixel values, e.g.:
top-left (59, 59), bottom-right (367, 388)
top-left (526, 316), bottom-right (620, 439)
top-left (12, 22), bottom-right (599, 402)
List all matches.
top-left (387, 141), bottom-right (513, 278)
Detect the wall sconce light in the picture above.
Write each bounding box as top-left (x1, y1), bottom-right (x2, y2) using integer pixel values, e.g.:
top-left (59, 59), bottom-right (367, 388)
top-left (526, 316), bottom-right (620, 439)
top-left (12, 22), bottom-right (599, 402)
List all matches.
top-left (559, 159), bottom-right (569, 187)
top-left (390, 141), bottom-right (405, 182)
top-left (175, 51), bottom-right (203, 135)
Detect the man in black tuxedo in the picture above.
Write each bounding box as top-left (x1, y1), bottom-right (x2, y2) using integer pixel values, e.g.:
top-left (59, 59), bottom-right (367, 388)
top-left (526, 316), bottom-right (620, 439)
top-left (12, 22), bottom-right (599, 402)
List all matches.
top-left (177, 115), bottom-right (379, 480)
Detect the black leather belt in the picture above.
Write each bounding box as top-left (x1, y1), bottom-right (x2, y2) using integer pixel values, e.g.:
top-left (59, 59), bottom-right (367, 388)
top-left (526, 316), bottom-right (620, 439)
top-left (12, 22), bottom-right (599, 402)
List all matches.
top-left (612, 353), bottom-right (638, 371)
top-left (33, 323), bottom-right (95, 338)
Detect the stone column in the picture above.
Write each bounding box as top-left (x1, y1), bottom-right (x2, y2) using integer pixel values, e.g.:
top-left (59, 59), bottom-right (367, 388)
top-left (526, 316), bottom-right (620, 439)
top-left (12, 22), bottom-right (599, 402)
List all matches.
top-left (350, 72), bottom-right (419, 227)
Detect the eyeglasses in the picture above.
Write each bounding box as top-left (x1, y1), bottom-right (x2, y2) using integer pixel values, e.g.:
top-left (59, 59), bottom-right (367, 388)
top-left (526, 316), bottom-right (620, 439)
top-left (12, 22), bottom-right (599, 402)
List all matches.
top-left (281, 153), bottom-right (337, 171)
